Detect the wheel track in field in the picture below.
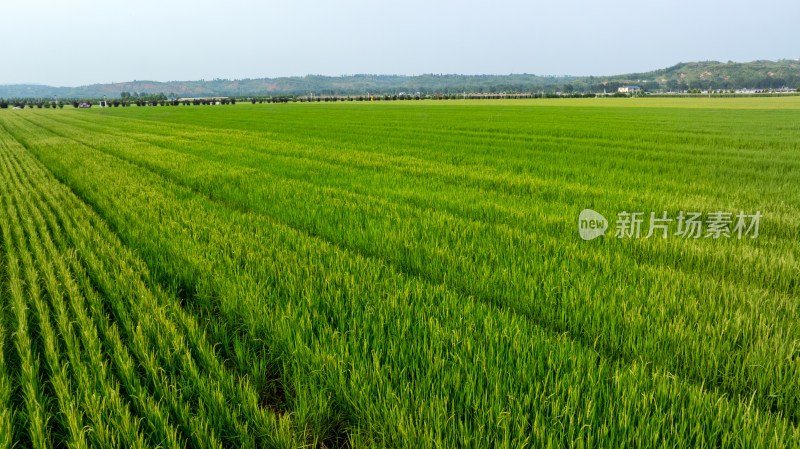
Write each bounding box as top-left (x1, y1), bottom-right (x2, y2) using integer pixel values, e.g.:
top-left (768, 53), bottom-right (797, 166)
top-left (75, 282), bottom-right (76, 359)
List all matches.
top-left (0, 121), bottom-right (313, 448)
top-left (10, 112), bottom-right (800, 428)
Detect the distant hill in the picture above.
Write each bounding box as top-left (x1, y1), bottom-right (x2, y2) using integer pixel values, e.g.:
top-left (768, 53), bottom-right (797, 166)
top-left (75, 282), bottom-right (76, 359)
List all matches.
top-left (0, 74), bottom-right (578, 100)
top-left (595, 59), bottom-right (800, 91)
top-left (1, 60), bottom-right (799, 99)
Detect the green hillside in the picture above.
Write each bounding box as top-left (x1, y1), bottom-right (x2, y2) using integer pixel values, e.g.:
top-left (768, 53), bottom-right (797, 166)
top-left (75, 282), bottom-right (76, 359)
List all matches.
top-left (600, 59), bottom-right (800, 91)
top-left (0, 74), bottom-right (577, 99)
top-left (1, 60), bottom-right (799, 99)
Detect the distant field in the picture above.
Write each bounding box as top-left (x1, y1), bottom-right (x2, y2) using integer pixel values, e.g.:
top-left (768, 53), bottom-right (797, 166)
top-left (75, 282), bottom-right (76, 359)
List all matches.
top-left (0, 98), bottom-right (798, 448)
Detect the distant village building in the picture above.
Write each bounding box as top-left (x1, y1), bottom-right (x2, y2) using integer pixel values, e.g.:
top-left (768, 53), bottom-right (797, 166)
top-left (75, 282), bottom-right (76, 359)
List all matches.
top-left (618, 86), bottom-right (641, 93)
top-left (178, 97), bottom-right (229, 105)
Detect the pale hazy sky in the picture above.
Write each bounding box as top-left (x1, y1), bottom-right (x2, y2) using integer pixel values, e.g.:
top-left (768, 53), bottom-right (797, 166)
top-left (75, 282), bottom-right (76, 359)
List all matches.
top-left (2, 0), bottom-right (798, 86)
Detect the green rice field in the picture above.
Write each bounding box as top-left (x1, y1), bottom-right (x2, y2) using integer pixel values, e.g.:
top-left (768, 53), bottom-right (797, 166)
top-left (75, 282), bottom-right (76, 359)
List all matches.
top-left (0, 97), bottom-right (798, 448)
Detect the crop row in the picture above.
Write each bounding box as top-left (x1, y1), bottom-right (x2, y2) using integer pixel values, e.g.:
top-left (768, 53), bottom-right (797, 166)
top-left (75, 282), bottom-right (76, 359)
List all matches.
top-left (0, 123), bottom-right (304, 448)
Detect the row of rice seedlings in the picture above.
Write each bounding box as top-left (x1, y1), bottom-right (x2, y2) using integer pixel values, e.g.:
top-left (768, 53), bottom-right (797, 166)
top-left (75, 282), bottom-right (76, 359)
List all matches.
top-left (0, 127), bottom-right (185, 449)
top-left (1, 121), bottom-right (304, 448)
top-left (1, 151), bottom-right (91, 448)
top-left (65, 259), bottom-right (184, 449)
top-left (1, 132), bottom-right (223, 449)
top-left (63, 216), bottom-right (278, 449)
top-left (0, 170), bottom-right (52, 449)
top-left (6, 113), bottom-right (799, 447)
top-left (0, 194), bottom-right (14, 449)
top-left (0, 144), bottom-right (151, 449)
top-left (32, 112), bottom-right (800, 423)
top-left (107, 291), bottom-right (225, 449)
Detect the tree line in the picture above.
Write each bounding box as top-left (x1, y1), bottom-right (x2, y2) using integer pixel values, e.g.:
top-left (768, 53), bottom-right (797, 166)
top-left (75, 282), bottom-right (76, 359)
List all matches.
top-left (2, 88), bottom-right (798, 109)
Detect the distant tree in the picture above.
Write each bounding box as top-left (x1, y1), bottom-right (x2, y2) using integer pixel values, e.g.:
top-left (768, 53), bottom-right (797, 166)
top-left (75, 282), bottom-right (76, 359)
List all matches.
top-left (665, 80), bottom-right (678, 92)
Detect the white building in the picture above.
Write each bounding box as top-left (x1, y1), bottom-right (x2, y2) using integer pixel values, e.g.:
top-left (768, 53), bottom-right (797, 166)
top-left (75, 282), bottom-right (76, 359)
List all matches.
top-left (618, 86), bottom-right (642, 93)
